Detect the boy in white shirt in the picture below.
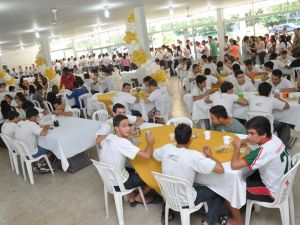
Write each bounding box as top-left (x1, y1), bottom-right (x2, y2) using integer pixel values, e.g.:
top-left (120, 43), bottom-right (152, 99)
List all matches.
top-left (204, 56), bottom-right (217, 75)
top-left (183, 64), bottom-right (201, 92)
top-left (192, 75), bottom-right (216, 102)
top-left (225, 116), bottom-right (291, 225)
top-left (100, 114), bottom-right (155, 205)
top-left (14, 107), bottom-right (52, 173)
top-left (95, 103), bottom-right (143, 145)
top-left (112, 83), bottom-right (137, 115)
top-left (277, 50), bottom-right (295, 64)
top-left (271, 69), bottom-right (297, 93)
top-left (52, 98), bottom-right (74, 117)
top-left (203, 68), bottom-right (219, 89)
top-left (1, 111), bottom-right (21, 138)
top-left (244, 60), bottom-right (267, 76)
top-left (153, 124), bottom-right (224, 225)
top-left (232, 70), bottom-right (256, 94)
top-left (216, 61), bottom-right (232, 77)
top-left (205, 82), bottom-right (248, 116)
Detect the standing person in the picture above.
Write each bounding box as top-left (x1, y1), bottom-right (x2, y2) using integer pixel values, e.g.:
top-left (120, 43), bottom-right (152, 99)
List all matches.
top-left (224, 36), bottom-right (231, 56)
top-left (60, 67), bottom-right (76, 90)
top-left (256, 36), bottom-right (266, 65)
top-left (66, 80), bottom-right (88, 109)
top-left (153, 124), bottom-right (224, 225)
top-left (208, 36), bottom-right (218, 62)
top-left (292, 28), bottom-right (300, 57)
top-left (223, 116), bottom-right (291, 225)
top-left (230, 40), bottom-right (240, 60)
top-left (54, 60), bottom-right (62, 75)
top-left (242, 36), bottom-right (254, 65)
top-left (121, 53), bottom-right (130, 72)
top-left (249, 36), bottom-right (257, 65)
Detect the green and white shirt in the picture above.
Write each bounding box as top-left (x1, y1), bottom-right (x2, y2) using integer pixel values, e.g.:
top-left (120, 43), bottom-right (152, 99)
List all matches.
top-left (243, 135), bottom-right (291, 198)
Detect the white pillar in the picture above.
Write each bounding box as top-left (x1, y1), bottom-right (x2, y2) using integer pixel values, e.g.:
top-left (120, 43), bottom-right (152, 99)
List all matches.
top-left (216, 8), bottom-right (225, 58)
top-left (40, 35), bottom-right (52, 67)
top-left (0, 54), bottom-right (3, 70)
top-left (134, 6), bottom-right (150, 57)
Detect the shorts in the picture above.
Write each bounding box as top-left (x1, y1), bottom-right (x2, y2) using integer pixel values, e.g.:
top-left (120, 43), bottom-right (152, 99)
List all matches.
top-left (114, 167), bottom-right (145, 192)
top-left (246, 171), bottom-right (274, 203)
top-left (32, 146), bottom-right (48, 159)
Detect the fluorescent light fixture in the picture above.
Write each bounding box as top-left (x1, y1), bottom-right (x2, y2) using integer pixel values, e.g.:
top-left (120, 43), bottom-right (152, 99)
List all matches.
top-left (169, 6), bottom-right (174, 15)
top-left (35, 31), bottom-right (40, 38)
top-left (104, 7), bottom-right (109, 18)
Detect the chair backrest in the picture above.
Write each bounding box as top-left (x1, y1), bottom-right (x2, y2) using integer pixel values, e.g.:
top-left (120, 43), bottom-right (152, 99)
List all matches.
top-left (32, 100), bottom-right (41, 108)
top-left (92, 109), bottom-right (108, 122)
top-left (0, 134), bottom-right (16, 154)
top-left (179, 70), bottom-right (188, 79)
top-left (95, 101), bottom-right (107, 111)
top-left (91, 159), bottom-right (126, 193)
top-left (245, 111), bottom-right (274, 133)
top-left (273, 153), bottom-right (300, 204)
top-left (43, 100), bottom-right (54, 112)
top-left (152, 171), bottom-right (195, 211)
top-left (292, 67), bottom-right (300, 84)
top-left (79, 93), bottom-right (92, 109)
top-left (157, 95), bottom-right (173, 116)
top-left (183, 94), bottom-right (193, 116)
top-left (12, 139), bottom-right (34, 160)
top-left (71, 108), bottom-right (80, 117)
top-left (167, 117), bottom-right (193, 127)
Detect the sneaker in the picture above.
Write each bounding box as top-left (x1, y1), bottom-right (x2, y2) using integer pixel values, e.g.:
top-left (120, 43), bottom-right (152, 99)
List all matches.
top-left (38, 165), bottom-right (52, 174)
top-left (32, 165), bottom-right (40, 174)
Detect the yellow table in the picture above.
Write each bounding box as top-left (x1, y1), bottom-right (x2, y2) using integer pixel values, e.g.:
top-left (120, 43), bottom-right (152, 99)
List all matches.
top-left (131, 125), bottom-right (245, 194)
top-left (97, 92), bottom-right (117, 114)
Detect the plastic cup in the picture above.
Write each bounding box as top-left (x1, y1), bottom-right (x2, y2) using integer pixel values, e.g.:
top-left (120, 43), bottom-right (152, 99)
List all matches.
top-left (223, 136), bottom-right (233, 145)
top-left (204, 131), bottom-right (211, 140)
top-left (169, 133), bottom-right (175, 142)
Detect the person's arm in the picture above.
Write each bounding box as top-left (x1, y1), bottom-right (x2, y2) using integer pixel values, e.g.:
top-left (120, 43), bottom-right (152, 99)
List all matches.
top-left (193, 89), bottom-right (215, 101)
top-left (280, 87), bottom-right (297, 93)
top-left (231, 138), bottom-right (248, 170)
top-left (274, 94), bottom-right (290, 109)
top-left (137, 133), bottom-right (155, 160)
top-left (96, 135), bottom-right (107, 145)
top-left (39, 124), bottom-right (50, 136)
top-left (204, 95), bottom-right (212, 104)
top-left (235, 98), bottom-right (248, 106)
top-left (203, 146), bottom-right (224, 174)
top-left (134, 116), bottom-right (144, 126)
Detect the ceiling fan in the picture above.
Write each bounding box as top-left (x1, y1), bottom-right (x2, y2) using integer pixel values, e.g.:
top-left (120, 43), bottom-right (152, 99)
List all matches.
top-left (51, 8), bottom-right (62, 25)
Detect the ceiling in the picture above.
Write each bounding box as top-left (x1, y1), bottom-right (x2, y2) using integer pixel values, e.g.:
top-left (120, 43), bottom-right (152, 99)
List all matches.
top-left (0, 0), bottom-right (253, 52)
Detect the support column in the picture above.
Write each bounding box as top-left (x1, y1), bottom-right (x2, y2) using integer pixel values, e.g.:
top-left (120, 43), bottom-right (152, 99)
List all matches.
top-left (134, 6), bottom-right (150, 57)
top-left (40, 35), bottom-right (52, 67)
top-left (0, 54), bottom-right (3, 70)
top-left (216, 8), bottom-right (225, 58)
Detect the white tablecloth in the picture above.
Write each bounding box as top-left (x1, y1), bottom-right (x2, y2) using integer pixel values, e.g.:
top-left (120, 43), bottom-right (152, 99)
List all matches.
top-left (38, 116), bottom-right (101, 171)
top-left (195, 162), bottom-right (250, 209)
top-left (192, 93), bottom-right (300, 131)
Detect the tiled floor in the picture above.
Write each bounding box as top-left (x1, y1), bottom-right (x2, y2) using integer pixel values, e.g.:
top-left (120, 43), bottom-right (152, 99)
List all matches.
top-left (1, 77), bottom-right (300, 225)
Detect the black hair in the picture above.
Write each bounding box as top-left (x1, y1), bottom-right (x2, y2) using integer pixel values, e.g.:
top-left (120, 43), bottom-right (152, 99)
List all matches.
top-left (143, 76), bottom-right (152, 82)
top-left (234, 69), bottom-right (244, 77)
top-left (73, 80), bottom-right (80, 88)
top-left (148, 79), bottom-right (158, 87)
top-left (53, 98), bottom-right (63, 105)
top-left (264, 61), bottom-right (274, 70)
top-left (22, 100), bottom-right (35, 111)
top-left (25, 107), bottom-right (39, 119)
top-left (192, 64), bottom-right (199, 70)
top-left (216, 61), bottom-right (223, 68)
top-left (245, 60), bottom-right (253, 66)
top-left (8, 86), bottom-right (15, 92)
top-left (112, 103), bottom-right (125, 113)
top-left (258, 82), bottom-right (272, 97)
top-left (113, 114), bottom-right (128, 127)
top-left (15, 92), bottom-right (27, 102)
top-left (122, 83), bottom-right (131, 89)
top-left (1, 100), bottom-right (14, 119)
top-left (84, 73), bottom-right (90, 79)
top-left (269, 53), bottom-right (278, 60)
top-left (29, 85), bottom-right (36, 95)
top-left (204, 68), bottom-right (211, 75)
top-left (245, 116), bottom-right (272, 138)
top-left (62, 67), bottom-right (69, 73)
top-left (201, 54), bottom-right (208, 60)
top-left (7, 110), bottom-right (19, 121)
top-left (220, 81), bottom-right (234, 93)
top-left (195, 75), bottom-right (207, 85)
top-left (207, 56), bottom-right (214, 62)
top-left (209, 105), bottom-right (229, 119)
top-left (175, 124), bottom-right (192, 145)
top-left (272, 69), bottom-right (283, 78)
top-left (232, 63), bottom-right (241, 73)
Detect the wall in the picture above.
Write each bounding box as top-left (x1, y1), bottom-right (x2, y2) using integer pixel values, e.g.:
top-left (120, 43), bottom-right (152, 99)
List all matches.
top-left (1, 45), bottom-right (39, 69)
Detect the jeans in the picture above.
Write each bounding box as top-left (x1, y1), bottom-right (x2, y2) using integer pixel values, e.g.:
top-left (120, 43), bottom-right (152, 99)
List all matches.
top-left (257, 52), bottom-right (266, 65)
top-left (193, 185), bottom-right (224, 225)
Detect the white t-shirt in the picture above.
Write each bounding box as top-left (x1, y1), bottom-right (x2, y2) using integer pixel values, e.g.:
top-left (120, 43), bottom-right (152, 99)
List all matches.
top-left (204, 63), bottom-right (217, 75)
top-left (100, 134), bottom-right (139, 184)
top-left (112, 91), bottom-right (136, 114)
top-left (55, 62), bottom-right (61, 71)
top-left (1, 121), bottom-right (17, 138)
top-left (192, 86), bottom-right (207, 97)
top-left (233, 80), bottom-right (256, 94)
top-left (248, 95), bottom-right (285, 114)
top-left (271, 78), bottom-right (295, 92)
top-left (84, 79), bottom-right (93, 90)
top-left (244, 66), bottom-right (263, 75)
top-left (15, 120), bottom-right (43, 155)
top-left (153, 144), bottom-right (216, 205)
top-left (148, 88), bottom-right (169, 112)
top-left (243, 135), bottom-right (291, 197)
top-left (67, 61), bottom-right (74, 70)
top-left (270, 60), bottom-right (286, 70)
top-left (205, 75), bottom-right (218, 89)
top-left (95, 115), bottom-right (137, 137)
top-left (210, 92), bottom-right (239, 116)
top-left (217, 66), bottom-right (232, 76)
top-left (224, 42), bottom-right (231, 55)
top-left (226, 74), bottom-right (251, 84)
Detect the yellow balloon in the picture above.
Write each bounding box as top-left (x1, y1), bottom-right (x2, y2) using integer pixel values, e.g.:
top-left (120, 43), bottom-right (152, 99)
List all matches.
top-left (0, 70), bottom-right (5, 78)
top-left (124, 32), bottom-right (138, 44)
top-left (132, 50), bottom-right (148, 67)
top-left (44, 68), bottom-right (56, 80)
top-left (151, 70), bottom-right (167, 83)
top-left (6, 78), bottom-right (15, 86)
top-left (35, 57), bottom-right (46, 67)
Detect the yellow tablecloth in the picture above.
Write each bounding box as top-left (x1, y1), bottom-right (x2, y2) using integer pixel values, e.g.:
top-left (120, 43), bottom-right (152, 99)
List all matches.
top-left (97, 92), bottom-right (117, 114)
top-left (131, 125), bottom-right (245, 194)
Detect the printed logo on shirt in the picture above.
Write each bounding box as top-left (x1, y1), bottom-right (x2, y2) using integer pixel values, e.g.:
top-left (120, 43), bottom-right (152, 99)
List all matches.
top-left (167, 154), bottom-right (179, 162)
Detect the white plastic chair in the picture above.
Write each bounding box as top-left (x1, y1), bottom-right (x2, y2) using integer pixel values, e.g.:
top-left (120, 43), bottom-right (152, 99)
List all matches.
top-left (245, 153), bottom-right (300, 225)
top-left (183, 94), bottom-right (193, 117)
top-left (245, 111), bottom-right (274, 133)
top-left (43, 100), bottom-right (54, 112)
top-left (12, 140), bottom-right (54, 184)
top-left (178, 71), bottom-right (189, 90)
top-left (92, 109), bottom-right (109, 122)
top-left (32, 100), bottom-right (41, 108)
top-left (154, 96), bottom-right (173, 124)
top-left (167, 117), bottom-right (193, 127)
top-left (71, 108), bottom-right (81, 118)
top-left (0, 134), bottom-right (22, 174)
top-left (152, 171), bottom-right (207, 225)
top-left (79, 93), bottom-right (92, 119)
top-left (91, 160), bottom-right (148, 225)
top-left (291, 67), bottom-right (300, 85)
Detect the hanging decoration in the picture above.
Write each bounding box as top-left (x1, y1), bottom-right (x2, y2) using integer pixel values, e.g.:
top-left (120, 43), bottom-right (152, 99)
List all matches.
top-left (34, 48), bottom-right (57, 81)
top-left (0, 70), bottom-right (15, 86)
top-left (124, 11), bottom-right (167, 83)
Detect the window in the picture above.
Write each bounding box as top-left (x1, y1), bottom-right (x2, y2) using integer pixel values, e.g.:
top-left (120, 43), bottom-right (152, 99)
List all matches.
top-left (223, 4), bottom-right (253, 21)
